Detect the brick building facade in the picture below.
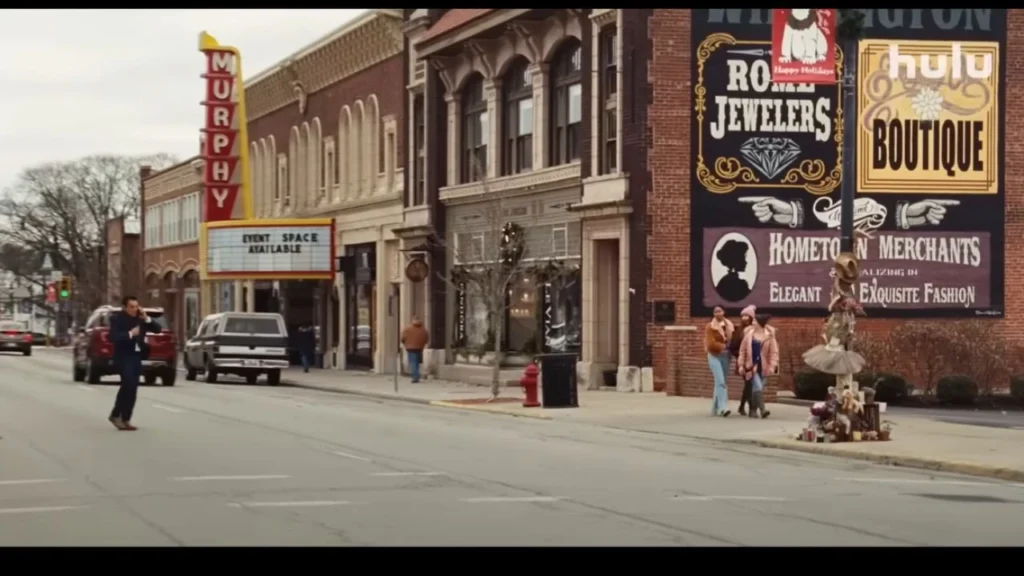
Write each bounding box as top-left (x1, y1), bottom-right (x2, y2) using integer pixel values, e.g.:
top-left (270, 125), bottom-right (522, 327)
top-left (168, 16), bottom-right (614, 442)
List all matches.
top-left (104, 216), bottom-right (141, 305)
top-left (649, 9), bottom-right (1015, 400)
top-left (400, 9), bottom-right (654, 387)
top-left (141, 157), bottom-right (203, 344)
top-left (244, 9), bottom-right (405, 370)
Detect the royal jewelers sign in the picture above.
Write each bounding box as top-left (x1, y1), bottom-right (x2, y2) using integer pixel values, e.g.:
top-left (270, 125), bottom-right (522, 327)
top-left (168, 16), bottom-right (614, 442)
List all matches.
top-left (199, 31), bottom-right (251, 222)
top-left (203, 219), bottom-right (336, 280)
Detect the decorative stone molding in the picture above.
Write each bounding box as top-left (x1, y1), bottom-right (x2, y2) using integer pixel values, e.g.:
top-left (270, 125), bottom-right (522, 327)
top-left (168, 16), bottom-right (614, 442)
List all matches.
top-left (244, 11), bottom-right (403, 122)
top-left (143, 157), bottom-right (203, 201)
top-left (591, 9), bottom-right (616, 28)
top-left (439, 162), bottom-right (581, 205)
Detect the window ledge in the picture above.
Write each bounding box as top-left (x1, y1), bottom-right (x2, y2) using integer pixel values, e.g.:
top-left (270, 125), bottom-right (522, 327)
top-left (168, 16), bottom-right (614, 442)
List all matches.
top-left (579, 171), bottom-right (629, 206)
top-left (440, 162), bottom-right (581, 205)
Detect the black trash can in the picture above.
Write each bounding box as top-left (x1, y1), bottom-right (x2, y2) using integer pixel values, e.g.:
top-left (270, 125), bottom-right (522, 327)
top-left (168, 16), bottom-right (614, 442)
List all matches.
top-left (539, 352), bottom-right (579, 408)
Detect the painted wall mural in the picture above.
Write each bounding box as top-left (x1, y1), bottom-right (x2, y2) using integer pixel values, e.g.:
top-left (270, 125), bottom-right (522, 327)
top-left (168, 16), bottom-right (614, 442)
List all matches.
top-left (691, 9), bottom-right (1006, 318)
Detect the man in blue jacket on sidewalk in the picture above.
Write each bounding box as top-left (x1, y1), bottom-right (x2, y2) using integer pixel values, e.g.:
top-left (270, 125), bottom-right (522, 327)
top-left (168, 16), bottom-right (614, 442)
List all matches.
top-left (108, 295), bottom-right (161, 431)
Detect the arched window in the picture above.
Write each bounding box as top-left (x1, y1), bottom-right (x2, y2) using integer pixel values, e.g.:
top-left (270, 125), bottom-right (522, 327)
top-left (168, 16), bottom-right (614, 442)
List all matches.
top-left (461, 74), bottom-right (487, 183)
top-left (549, 39), bottom-right (582, 166)
top-left (502, 58), bottom-right (533, 176)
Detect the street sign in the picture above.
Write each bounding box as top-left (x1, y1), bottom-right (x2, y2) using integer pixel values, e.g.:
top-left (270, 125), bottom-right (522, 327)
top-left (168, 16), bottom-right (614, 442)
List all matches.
top-left (45, 284), bottom-right (56, 303)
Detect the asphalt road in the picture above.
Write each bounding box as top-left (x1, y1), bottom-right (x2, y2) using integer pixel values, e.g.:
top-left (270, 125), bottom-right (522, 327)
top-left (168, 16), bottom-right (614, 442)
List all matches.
top-left (2, 350), bottom-right (1024, 546)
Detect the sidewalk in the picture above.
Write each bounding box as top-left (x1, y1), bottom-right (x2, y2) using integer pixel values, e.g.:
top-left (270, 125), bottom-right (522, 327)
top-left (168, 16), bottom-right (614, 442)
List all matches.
top-left (284, 368), bottom-right (1024, 483)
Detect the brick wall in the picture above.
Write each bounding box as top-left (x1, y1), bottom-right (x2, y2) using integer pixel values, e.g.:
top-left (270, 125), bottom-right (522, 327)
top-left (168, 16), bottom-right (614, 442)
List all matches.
top-left (648, 9), bottom-right (1022, 401)
top-left (247, 56), bottom-right (405, 170)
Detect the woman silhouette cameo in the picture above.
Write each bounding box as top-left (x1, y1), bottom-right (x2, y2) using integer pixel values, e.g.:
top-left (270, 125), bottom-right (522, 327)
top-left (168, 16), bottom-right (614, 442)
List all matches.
top-left (714, 239), bottom-right (752, 302)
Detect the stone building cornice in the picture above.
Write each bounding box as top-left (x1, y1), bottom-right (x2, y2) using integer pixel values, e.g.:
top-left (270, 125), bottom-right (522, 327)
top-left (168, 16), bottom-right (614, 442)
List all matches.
top-left (244, 9), bottom-right (404, 122)
top-left (143, 155), bottom-right (203, 201)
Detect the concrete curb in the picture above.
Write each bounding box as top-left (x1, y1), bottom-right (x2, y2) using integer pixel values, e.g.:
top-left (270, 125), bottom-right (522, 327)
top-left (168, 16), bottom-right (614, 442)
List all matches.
top-left (428, 400), bottom-right (552, 420)
top-left (776, 398), bottom-right (815, 407)
top-left (734, 437), bottom-right (1024, 483)
top-left (282, 382), bottom-right (435, 407)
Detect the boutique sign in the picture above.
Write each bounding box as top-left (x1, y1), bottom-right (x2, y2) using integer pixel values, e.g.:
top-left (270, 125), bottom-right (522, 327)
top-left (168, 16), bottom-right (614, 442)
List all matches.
top-left (203, 219), bottom-right (335, 280)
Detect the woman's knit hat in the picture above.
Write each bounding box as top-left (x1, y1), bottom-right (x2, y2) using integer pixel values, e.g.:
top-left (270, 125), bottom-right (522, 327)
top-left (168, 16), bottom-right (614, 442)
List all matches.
top-left (740, 305), bottom-right (757, 319)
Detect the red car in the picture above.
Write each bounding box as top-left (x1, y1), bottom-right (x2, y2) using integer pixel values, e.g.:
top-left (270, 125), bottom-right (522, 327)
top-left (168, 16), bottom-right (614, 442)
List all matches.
top-left (72, 305), bottom-right (178, 386)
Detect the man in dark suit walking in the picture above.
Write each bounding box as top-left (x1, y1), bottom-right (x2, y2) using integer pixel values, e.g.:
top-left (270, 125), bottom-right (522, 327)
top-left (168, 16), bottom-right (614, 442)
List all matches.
top-left (108, 296), bottom-right (161, 431)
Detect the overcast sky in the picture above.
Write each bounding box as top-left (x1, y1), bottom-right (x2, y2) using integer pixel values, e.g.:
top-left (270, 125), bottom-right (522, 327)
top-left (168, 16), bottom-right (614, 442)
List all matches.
top-left (0, 8), bottom-right (368, 188)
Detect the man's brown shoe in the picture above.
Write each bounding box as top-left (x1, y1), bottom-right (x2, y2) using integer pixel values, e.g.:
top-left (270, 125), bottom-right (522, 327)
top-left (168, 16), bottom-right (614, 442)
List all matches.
top-left (109, 417), bottom-right (127, 430)
top-left (122, 422), bottom-right (138, 431)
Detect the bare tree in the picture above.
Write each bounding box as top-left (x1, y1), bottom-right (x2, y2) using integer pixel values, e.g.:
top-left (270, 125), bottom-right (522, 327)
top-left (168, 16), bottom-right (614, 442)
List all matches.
top-left (0, 153), bottom-right (176, 319)
top-left (431, 158), bottom-right (580, 400)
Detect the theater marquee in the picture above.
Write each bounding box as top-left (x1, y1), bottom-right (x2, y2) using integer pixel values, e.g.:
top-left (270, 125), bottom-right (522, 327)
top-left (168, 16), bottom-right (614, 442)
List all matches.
top-left (200, 219), bottom-right (336, 280)
top-left (857, 39), bottom-right (1000, 195)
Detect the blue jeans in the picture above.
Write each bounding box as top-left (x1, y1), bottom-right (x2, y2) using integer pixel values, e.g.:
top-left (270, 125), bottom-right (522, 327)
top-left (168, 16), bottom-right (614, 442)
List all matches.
top-left (301, 350), bottom-right (313, 371)
top-left (708, 351), bottom-right (731, 415)
top-left (407, 349), bottom-right (422, 382)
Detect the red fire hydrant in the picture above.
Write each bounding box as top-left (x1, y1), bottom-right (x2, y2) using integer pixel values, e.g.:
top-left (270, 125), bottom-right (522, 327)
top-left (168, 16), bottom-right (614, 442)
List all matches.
top-left (520, 360), bottom-right (541, 408)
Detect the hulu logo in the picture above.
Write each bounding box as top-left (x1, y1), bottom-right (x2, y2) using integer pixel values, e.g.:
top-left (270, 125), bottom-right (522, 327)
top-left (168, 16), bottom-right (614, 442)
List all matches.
top-left (887, 44), bottom-right (992, 80)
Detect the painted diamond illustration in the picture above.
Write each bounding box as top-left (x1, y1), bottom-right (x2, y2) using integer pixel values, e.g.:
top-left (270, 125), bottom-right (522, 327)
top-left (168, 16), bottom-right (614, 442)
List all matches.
top-left (738, 137), bottom-right (802, 180)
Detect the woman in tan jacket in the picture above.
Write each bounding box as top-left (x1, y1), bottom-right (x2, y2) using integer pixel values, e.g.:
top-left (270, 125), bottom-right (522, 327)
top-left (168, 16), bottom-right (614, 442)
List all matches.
top-left (705, 306), bottom-right (734, 417)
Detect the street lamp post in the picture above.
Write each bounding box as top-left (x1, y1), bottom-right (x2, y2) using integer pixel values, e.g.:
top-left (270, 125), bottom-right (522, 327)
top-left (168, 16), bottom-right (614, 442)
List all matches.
top-left (802, 10), bottom-right (868, 405)
top-left (838, 9), bottom-right (865, 253)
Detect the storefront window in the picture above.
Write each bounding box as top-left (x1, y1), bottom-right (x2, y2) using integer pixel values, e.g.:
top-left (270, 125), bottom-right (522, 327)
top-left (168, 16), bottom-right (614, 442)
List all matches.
top-left (185, 291), bottom-right (199, 338)
top-left (508, 275), bottom-right (537, 353)
top-left (454, 266), bottom-right (581, 357)
top-left (545, 268), bottom-right (582, 352)
top-left (464, 283), bottom-right (489, 349)
top-left (349, 283), bottom-right (372, 359)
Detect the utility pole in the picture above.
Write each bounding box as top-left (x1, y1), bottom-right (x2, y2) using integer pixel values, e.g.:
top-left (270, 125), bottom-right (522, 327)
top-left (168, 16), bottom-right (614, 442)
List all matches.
top-left (838, 9), bottom-right (865, 253)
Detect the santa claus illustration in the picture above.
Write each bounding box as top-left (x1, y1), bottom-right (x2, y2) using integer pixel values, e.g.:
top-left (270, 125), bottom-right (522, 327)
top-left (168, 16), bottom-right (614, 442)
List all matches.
top-left (779, 9), bottom-right (828, 65)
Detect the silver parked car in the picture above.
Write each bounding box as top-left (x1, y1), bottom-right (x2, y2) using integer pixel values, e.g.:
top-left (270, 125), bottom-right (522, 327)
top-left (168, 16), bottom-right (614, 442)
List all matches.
top-left (183, 312), bottom-right (289, 385)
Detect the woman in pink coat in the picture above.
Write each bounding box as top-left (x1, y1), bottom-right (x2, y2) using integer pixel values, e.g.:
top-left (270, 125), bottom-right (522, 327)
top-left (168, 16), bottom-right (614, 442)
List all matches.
top-left (737, 314), bottom-right (779, 419)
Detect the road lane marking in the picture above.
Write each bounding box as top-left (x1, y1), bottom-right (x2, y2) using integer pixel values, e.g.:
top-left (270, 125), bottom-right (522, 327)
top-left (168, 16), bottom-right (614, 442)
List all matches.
top-left (462, 496), bottom-right (562, 503)
top-left (77, 385), bottom-right (94, 392)
top-left (151, 404), bottom-right (183, 414)
top-left (0, 478), bottom-right (66, 486)
top-left (371, 472), bottom-right (445, 477)
top-left (671, 496), bottom-right (789, 502)
top-left (0, 505), bottom-right (88, 515)
top-left (227, 500), bottom-right (353, 508)
top-left (170, 475), bottom-right (291, 482)
top-left (835, 476), bottom-right (1024, 489)
top-left (331, 451), bottom-right (371, 462)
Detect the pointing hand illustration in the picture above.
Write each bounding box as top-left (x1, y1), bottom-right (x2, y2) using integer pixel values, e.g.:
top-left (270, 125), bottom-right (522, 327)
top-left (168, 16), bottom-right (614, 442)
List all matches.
top-left (738, 196), bottom-right (800, 226)
top-left (902, 199), bottom-right (960, 227)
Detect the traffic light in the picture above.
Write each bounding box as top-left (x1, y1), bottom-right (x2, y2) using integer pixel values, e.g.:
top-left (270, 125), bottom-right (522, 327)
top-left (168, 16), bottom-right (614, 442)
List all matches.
top-left (59, 277), bottom-right (71, 299)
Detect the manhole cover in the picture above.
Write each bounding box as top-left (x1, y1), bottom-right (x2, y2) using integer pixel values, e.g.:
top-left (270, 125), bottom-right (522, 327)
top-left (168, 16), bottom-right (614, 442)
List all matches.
top-left (912, 494), bottom-right (1014, 504)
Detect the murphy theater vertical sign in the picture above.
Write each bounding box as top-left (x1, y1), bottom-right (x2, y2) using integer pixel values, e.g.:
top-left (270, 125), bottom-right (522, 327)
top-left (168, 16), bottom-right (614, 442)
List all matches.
top-left (199, 31), bottom-right (253, 222)
top-left (692, 9), bottom-right (1005, 318)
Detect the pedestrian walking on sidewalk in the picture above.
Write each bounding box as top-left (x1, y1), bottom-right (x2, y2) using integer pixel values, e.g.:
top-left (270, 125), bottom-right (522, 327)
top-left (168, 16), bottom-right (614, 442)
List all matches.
top-left (401, 316), bottom-right (429, 383)
top-left (730, 305), bottom-right (756, 415)
top-left (738, 313), bottom-right (778, 419)
top-left (705, 306), bottom-right (734, 417)
top-left (297, 325), bottom-right (316, 373)
top-left (108, 296), bottom-right (161, 431)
